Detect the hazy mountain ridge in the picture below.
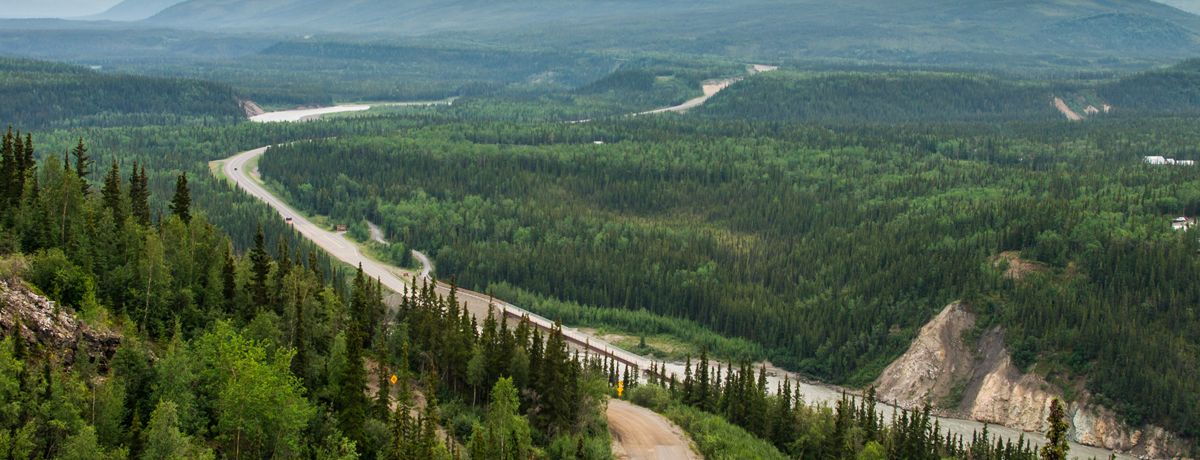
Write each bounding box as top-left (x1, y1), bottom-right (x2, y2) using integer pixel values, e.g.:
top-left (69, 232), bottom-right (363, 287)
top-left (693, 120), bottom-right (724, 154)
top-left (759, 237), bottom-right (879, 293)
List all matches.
top-left (90, 0), bottom-right (186, 21)
top-left (140, 0), bottom-right (1200, 65)
top-left (1154, 0), bottom-right (1200, 14)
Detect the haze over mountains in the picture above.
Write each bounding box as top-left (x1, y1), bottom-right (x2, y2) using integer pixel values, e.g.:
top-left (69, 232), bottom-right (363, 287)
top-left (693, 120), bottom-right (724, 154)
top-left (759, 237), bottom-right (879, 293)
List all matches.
top-left (89, 0), bottom-right (185, 21)
top-left (128, 0), bottom-right (1200, 63)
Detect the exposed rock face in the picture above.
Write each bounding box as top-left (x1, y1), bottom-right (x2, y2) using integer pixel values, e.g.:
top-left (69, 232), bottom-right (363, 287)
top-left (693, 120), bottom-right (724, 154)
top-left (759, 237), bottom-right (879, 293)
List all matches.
top-left (239, 99), bottom-right (266, 118)
top-left (876, 302), bottom-right (1191, 459)
top-left (875, 302), bottom-right (976, 409)
top-left (0, 279), bottom-right (120, 370)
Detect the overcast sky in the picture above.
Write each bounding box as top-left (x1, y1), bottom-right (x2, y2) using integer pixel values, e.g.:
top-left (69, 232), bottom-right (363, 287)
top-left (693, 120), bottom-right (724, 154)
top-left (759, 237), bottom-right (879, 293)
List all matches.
top-left (0, 0), bottom-right (122, 18)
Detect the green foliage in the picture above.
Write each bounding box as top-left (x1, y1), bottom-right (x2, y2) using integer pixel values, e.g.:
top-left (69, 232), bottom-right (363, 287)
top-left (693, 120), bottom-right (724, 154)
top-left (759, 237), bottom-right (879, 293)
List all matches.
top-left (1099, 58), bottom-right (1200, 115)
top-left (0, 58), bottom-right (243, 129)
top-left (1041, 399), bottom-right (1070, 460)
top-left (701, 71), bottom-right (1061, 122)
top-left (466, 377), bottom-right (532, 459)
top-left (141, 401), bottom-right (213, 460)
top-left (662, 402), bottom-right (788, 460)
top-left (486, 282), bottom-right (764, 362)
top-left (194, 322), bottom-right (315, 458)
top-left (627, 383), bottom-right (672, 412)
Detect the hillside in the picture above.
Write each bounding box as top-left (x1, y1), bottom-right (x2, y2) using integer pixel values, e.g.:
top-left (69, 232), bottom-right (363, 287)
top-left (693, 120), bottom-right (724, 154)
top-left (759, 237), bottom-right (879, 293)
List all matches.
top-left (142, 0), bottom-right (1200, 66)
top-left (698, 72), bottom-right (1062, 122)
top-left (1097, 59), bottom-right (1200, 115)
top-left (0, 58), bottom-right (244, 128)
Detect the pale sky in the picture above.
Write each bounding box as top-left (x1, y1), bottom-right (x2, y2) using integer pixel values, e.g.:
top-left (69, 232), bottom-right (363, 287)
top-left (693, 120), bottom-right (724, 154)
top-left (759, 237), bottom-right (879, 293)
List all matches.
top-left (0, 0), bottom-right (122, 18)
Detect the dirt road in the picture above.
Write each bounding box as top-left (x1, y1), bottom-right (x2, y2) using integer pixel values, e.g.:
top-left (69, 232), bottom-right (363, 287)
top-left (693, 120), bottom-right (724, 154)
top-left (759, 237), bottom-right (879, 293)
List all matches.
top-left (608, 399), bottom-right (698, 460)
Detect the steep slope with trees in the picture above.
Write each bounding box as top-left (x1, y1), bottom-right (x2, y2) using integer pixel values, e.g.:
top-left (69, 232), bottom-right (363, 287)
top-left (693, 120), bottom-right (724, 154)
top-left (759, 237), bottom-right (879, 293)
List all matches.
top-left (0, 58), bottom-right (244, 129)
top-left (0, 129), bottom-right (616, 459)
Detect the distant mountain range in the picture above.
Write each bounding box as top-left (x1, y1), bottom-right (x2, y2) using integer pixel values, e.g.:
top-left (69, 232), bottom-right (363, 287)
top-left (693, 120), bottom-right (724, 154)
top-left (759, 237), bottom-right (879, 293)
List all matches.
top-left (89, 0), bottom-right (184, 21)
top-left (129, 0), bottom-right (1200, 63)
top-left (1154, 0), bottom-right (1200, 15)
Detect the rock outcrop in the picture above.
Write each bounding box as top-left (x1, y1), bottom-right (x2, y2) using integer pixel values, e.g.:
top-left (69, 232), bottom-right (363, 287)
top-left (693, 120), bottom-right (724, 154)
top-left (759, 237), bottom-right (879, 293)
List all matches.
top-left (876, 302), bottom-right (1191, 459)
top-left (239, 98), bottom-right (266, 118)
top-left (0, 279), bottom-right (120, 370)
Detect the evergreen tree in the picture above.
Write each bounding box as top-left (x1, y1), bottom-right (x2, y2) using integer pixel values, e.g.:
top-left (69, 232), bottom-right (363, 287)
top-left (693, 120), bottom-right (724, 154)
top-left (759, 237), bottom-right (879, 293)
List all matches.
top-left (1, 127), bottom-right (14, 213)
top-left (72, 138), bottom-right (92, 195)
top-left (222, 247), bottom-right (237, 316)
top-left (128, 162), bottom-right (151, 226)
top-left (337, 266), bottom-right (371, 448)
top-left (101, 161), bottom-right (125, 224)
top-left (169, 173), bottom-right (191, 224)
top-left (1041, 399), bottom-right (1069, 460)
top-left (248, 226), bottom-right (272, 312)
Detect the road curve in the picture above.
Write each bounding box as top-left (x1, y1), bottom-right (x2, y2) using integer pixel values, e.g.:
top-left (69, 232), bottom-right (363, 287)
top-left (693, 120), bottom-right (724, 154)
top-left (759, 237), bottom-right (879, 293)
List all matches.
top-left (224, 145), bottom-right (414, 299)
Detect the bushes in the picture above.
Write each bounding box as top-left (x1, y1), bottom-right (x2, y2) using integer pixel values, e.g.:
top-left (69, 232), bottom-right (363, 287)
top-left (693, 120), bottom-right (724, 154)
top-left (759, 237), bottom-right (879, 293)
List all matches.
top-left (661, 402), bottom-right (787, 460)
top-left (627, 384), bottom-right (672, 412)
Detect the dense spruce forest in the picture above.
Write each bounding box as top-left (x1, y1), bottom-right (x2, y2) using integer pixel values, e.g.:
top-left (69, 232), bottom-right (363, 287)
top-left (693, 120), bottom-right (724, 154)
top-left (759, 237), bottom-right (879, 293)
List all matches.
top-left (0, 59), bottom-right (245, 129)
top-left (702, 60), bottom-right (1200, 122)
top-left (0, 129), bottom-right (616, 458)
top-left (260, 116), bottom-right (1200, 443)
top-left (699, 72), bottom-right (1063, 122)
top-left (0, 125), bottom-right (1083, 460)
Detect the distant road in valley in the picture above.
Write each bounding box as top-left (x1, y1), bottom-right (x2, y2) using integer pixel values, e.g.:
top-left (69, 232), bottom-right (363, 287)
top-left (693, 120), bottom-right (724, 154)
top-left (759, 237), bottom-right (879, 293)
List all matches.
top-left (219, 89), bottom-right (1128, 459)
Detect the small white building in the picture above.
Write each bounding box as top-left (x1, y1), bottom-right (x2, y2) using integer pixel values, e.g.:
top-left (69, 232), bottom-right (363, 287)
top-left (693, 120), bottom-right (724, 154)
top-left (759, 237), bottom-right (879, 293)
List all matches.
top-left (1173, 217), bottom-right (1196, 231)
top-left (1084, 105), bottom-right (1100, 115)
top-left (1145, 156), bottom-right (1194, 166)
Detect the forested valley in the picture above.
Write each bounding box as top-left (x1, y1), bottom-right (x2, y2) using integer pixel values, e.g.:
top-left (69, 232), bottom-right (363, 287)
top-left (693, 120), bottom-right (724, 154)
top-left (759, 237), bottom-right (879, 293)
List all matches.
top-left (3, 10), bottom-right (1200, 456)
top-left (260, 116), bottom-right (1200, 446)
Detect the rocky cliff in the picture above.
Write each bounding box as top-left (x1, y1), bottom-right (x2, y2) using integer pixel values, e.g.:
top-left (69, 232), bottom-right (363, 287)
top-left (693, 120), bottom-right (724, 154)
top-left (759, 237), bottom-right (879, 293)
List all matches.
top-left (0, 278), bottom-right (120, 370)
top-left (875, 302), bottom-right (1190, 459)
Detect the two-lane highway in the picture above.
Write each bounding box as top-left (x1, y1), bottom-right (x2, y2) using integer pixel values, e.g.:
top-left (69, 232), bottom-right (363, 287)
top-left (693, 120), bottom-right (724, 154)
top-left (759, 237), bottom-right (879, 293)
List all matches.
top-left (224, 145), bottom-right (414, 298)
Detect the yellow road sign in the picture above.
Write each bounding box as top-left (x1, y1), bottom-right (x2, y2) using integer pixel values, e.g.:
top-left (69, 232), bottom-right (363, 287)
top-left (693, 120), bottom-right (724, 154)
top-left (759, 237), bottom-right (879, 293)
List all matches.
top-left (390, 374), bottom-right (398, 385)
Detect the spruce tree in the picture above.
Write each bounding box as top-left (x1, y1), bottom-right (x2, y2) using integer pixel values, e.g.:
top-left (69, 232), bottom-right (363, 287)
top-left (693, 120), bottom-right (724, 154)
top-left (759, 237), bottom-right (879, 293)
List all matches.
top-left (169, 173), bottom-right (190, 223)
top-left (248, 226), bottom-right (272, 313)
top-left (338, 265), bottom-right (371, 449)
top-left (1041, 399), bottom-right (1070, 460)
top-left (72, 138), bottom-right (92, 195)
top-left (101, 161), bottom-right (125, 224)
top-left (128, 162), bottom-right (151, 226)
top-left (21, 133), bottom-right (33, 179)
top-left (1, 127), bottom-right (14, 213)
top-left (222, 247), bottom-right (237, 315)
top-left (8, 131), bottom-right (26, 209)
